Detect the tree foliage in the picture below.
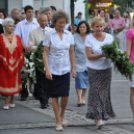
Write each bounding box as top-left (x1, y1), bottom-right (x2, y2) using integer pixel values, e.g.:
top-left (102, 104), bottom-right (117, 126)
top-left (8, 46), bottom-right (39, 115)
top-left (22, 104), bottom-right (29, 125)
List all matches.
top-left (112, 0), bottom-right (133, 14)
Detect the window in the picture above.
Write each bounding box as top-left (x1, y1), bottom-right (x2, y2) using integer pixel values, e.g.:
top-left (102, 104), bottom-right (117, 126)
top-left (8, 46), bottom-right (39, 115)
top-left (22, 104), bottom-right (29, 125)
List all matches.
top-left (0, 0), bottom-right (7, 12)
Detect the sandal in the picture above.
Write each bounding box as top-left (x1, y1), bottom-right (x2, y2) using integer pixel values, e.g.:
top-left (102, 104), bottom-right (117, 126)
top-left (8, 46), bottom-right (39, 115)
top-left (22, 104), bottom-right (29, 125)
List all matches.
top-left (9, 104), bottom-right (15, 108)
top-left (56, 125), bottom-right (63, 131)
top-left (3, 106), bottom-right (9, 110)
top-left (95, 120), bottom-right (105, 129)
top-left (61, 118), bottom-right (68, 127)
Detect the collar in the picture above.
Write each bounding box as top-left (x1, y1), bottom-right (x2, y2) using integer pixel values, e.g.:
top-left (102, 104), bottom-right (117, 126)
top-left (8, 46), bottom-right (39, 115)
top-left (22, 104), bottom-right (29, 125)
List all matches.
top-left (48, 21), bottom-right (51, 24)
top-left (23, 18), bottom-right (37, 24)
top-left (51, 28), bottom-right (68, 34)
top-left (114, 16), bottom-right (121, 20)
top-left (40, 26), bottom-right (47, 31)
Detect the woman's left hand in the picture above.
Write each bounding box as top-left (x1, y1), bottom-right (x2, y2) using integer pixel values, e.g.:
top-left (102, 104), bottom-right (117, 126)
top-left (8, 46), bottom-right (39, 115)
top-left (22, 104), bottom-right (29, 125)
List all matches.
top-left (72, 69), bottom-right (77, 78)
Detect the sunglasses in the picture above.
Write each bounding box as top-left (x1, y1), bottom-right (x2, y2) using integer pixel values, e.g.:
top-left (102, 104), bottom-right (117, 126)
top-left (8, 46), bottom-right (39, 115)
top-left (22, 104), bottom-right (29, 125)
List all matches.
top-left (123, 16), bottom-right (128, 18)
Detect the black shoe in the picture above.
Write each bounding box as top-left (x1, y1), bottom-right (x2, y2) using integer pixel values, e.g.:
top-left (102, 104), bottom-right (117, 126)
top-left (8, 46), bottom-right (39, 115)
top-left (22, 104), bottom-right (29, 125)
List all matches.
top-left (47, 104), bottom-right (50, 107)
top-left (41, 104), bottom-right (48, 109)
top-left (82, 103), bottom-right (86, 106)
top-left (20, 98), bottom-right (27, 101)
top-left (77, 103), bottom-right (82, 107)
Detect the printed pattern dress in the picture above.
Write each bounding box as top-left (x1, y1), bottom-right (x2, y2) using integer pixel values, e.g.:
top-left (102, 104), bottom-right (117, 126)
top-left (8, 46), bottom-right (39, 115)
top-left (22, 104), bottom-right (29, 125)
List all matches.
top-left (0, 34), bottom-right (24, 95)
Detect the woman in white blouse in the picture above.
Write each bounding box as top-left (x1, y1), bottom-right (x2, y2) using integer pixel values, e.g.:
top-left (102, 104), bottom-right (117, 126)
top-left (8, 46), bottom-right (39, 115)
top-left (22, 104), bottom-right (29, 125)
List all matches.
top-left (43, 10), bottom-right (77, 131)
top-left (85, 17), bottom-right (115, 129)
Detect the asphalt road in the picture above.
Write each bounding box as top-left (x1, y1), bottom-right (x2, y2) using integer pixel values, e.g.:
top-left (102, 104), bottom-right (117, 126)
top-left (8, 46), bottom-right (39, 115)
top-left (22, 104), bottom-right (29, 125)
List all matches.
top-left (0, 68), bottom-right (134, 134)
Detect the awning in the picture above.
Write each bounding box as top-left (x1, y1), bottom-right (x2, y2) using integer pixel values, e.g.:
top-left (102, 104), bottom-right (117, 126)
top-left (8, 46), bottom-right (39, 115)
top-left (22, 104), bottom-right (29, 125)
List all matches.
top-left (91, 6), bottom-right (114, 10)
top-left (89, 0), bottom-right (113, 3)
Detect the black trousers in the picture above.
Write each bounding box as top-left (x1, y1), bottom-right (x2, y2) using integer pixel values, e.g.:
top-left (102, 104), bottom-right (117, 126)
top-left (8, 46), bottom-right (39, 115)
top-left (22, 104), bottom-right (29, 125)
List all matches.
top-left (35, 67), bottom-right (48, 104)
top-left (21, 83), bottom-right (28, 99)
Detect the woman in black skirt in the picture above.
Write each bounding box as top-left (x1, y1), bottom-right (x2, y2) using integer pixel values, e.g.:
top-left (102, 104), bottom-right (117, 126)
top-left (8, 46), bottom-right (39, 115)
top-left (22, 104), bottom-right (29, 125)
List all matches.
top-left (85, 17), bottom-right (115, 129)
top-left (43, 10), bottom-right (77, 131)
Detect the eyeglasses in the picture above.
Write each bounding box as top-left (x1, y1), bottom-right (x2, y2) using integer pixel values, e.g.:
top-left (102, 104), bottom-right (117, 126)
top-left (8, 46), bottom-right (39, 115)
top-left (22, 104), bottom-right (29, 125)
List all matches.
top-left (6, 26), bottom-right (15, 28)
top-left (58, 22), bottom-right (66, 25)
top-left (123, 16), bottom-right (128, 18)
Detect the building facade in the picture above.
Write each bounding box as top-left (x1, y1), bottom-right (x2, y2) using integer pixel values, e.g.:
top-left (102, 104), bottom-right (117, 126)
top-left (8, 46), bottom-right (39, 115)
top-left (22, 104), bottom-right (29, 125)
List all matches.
top-left (0, 0), bottom-right (85, 20)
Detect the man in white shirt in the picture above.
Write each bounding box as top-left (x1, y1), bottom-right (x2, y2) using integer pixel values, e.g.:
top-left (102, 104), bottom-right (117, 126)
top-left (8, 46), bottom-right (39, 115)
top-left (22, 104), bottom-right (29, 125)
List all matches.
top-left (15, 5), bottom-right (39, 51)
top-left (28, 14), bottom-right (53, 109)
top-left (43, 7), bottom-right (55, 28)
top-left (14, 5), bottom-right (39, 101)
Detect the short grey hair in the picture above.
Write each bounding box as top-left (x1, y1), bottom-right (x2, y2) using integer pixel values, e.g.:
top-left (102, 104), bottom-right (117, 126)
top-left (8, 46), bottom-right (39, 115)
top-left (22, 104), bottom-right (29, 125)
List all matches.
top-left (115, 9), bottom-right (120, 13)
top-left (2, 18), bottom-right (14, 27)
top-left (39, 6), bottom-right (44, 11)
top-left (51, 10), bottom-right (69, 25)
top-left (43, 7), bottom-right (52, 12)
top-left (19, 14), bottom-right (26, 20)
top-left (37, 14), bottom-right (48, 20)
top-left (11, 8), bottom-right (19, 14)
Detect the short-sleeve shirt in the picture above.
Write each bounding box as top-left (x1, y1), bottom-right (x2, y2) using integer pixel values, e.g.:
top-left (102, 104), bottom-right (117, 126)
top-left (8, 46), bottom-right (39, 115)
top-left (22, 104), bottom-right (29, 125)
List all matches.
top-left (43, 29), bottom-right (74, 75)
top-left (126, 27), bottom-right (134, 64)
top-left (85, 33), bottom-right (113, 70)
top-left (74, 33), bottom-right (88, 72)
top-left (109, 17), bottom-right (126, 29)
top-left (74, 18), bottom-right (85, 25)
top-left (14, 19), bottom-right (39, 47)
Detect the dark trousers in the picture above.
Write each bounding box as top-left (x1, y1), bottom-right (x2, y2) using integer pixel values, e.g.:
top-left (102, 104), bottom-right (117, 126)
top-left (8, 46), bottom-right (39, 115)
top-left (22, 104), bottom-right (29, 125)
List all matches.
top-left (35, 67), bottom-right (48, 104)
top-left (20, 49), bottom-right (28, 99)
top-left (20, 83), bottom-right (28, 99)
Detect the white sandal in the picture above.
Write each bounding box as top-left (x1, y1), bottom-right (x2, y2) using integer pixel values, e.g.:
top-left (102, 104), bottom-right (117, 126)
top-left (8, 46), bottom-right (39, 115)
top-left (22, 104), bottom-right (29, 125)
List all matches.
top-left (56, 125), bottom-right (63, 131)
top-left (61, 118), bottom-right (68, 127)
top-left (3, 106), bottom-right (9, 110)
top-left (9, 104), bottom-right (15, 108)
top-left (95, 120), bottom-right (105, 129)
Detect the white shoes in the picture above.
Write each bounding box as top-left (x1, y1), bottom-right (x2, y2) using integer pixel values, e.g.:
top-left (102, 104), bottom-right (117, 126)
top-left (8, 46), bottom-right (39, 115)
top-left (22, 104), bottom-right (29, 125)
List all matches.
top-left (3, 104), bottom-right (15, 110)
top-left (56, 125), bottom-right (63, 131)
top-left (95, 120), bottom-right (105, 129)
top-left (56, 118), bottom-right (68, 131)
top-left (61, 118), bottom-right (68, 127)
top-left (3, 106), bottom-right (9, 110)
top-left (9, 104), bottom-right (15, 108)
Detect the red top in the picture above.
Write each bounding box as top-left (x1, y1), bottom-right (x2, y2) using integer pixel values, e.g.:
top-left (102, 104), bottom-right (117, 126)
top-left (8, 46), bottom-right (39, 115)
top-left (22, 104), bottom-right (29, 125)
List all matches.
top-left (0, 34), bottom-right (24, 95)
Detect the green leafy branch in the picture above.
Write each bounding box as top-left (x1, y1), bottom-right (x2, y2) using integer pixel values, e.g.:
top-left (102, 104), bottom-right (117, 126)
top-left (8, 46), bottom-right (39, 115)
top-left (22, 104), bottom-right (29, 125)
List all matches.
top-left (101, 41), bottom-right (134, 80)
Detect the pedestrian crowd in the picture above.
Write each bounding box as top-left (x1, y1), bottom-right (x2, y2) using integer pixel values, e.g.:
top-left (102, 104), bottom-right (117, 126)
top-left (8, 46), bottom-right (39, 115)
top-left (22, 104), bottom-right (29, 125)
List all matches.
top-left (0, 5), bottom-right (134, 132)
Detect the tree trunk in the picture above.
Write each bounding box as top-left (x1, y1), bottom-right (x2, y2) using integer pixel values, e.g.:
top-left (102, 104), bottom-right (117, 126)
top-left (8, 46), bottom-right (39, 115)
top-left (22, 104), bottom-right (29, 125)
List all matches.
top-left (70, 0), bottom-right (74, 24)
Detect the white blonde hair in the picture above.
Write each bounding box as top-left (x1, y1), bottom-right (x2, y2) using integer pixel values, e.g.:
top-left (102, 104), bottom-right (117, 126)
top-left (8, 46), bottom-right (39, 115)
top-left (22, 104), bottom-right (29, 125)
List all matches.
top-left (91, 17), bottom-right (105, 28)
top-left (2, 18), bottom-right (14, 27)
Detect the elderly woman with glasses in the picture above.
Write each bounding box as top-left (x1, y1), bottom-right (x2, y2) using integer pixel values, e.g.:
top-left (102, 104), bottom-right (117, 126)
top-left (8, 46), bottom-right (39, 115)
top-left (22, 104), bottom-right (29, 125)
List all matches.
top-left (43, 10), bottom-right (77, 131)
top-left (0, 18), bottom-right (24, 110)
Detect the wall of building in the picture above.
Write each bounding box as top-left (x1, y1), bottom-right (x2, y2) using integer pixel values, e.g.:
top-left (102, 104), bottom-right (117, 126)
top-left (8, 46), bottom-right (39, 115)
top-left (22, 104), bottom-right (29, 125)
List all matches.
top-left (74, 0), bottom-right (85, 19)
top-left (8, 0), bottom-right (21, 15)
top-left (63, 0), bottom-right (71, 20)
top-left (7, 0), bottom-right (85, 22)
top-left (33, 0), bottom-right (63, 11)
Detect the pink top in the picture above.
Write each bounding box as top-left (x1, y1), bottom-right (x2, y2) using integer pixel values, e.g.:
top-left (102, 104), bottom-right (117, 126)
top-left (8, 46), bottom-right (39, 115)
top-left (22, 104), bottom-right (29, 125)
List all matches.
top-left (126, 27), bottom-right (134, 64)
top-left (109, 17), bottom-right (126, 29)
